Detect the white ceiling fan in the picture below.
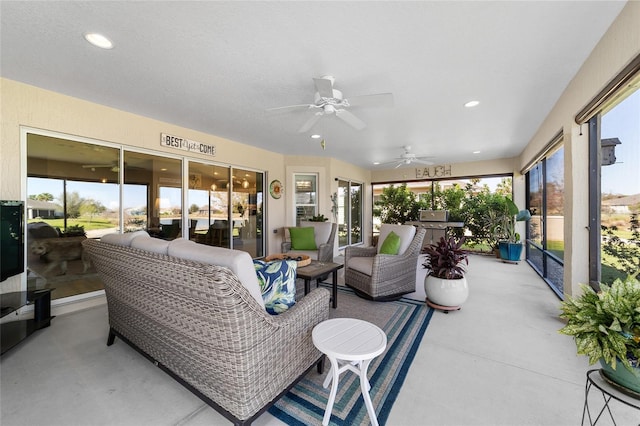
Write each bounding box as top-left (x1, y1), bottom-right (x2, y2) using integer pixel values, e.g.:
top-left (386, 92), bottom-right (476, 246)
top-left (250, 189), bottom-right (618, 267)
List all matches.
top-left (381, 146), bottom-right (434, 169)
top-left (266, 76), bottom-right (393, 133)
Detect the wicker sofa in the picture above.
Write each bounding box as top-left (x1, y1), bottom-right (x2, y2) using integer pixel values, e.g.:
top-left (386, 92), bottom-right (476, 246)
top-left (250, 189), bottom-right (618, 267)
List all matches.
top-left (82, 232), bottom-right (330, 426)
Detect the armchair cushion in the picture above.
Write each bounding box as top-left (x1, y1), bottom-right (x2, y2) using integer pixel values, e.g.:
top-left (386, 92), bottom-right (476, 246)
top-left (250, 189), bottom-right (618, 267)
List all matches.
top-left (379, 231), bottom-right (401, 255)
top-left (377, 224), bottom-right (416, 255)
top-left (289, 227), bottom-right (317, 250)
top-left (253, 259), bottom-right (297, 315)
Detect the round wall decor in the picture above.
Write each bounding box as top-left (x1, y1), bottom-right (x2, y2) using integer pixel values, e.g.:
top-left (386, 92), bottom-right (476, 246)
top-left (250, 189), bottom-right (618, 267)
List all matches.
top-left (269, 180), bottom-right (283, 199)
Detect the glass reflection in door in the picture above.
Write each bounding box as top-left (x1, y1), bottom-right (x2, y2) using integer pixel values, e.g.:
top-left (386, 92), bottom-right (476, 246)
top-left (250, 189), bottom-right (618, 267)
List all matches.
top-left (231, 168), bottom-right (264, 258)
top-left (123, 151), bottom-right (182, 240)
top-left (187, 163), bottom-right (230, 248)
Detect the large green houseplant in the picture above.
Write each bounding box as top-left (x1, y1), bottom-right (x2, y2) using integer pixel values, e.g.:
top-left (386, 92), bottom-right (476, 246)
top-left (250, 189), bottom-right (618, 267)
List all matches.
top-left (559, 274), bottom-right (640, 392)
top-left (498, 198), bottom-right (530, 262)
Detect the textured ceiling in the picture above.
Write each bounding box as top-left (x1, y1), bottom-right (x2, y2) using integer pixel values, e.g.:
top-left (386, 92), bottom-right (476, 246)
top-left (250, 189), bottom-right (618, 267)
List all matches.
top-left (0, 1), bottom-right (626, 169)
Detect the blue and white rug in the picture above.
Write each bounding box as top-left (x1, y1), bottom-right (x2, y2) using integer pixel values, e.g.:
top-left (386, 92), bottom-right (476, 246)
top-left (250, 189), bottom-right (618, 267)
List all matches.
top-left (269, 284), bottom-right (434, 425)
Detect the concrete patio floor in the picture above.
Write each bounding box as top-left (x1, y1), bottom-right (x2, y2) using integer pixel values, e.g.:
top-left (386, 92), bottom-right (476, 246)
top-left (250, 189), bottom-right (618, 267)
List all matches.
top-left (1, 253), bottom-right (638, 425)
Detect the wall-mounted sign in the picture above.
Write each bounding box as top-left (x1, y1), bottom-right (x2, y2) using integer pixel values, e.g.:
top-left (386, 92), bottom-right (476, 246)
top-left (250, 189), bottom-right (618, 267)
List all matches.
top-left (161, 133), bottom-right (216, 157)
top-left (415, 165), bottom-right (452, 179)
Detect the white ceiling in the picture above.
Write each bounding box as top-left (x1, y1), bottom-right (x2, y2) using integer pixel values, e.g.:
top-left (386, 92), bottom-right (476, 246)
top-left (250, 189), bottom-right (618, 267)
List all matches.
top-left (0, 1), bottom-right (627, 170)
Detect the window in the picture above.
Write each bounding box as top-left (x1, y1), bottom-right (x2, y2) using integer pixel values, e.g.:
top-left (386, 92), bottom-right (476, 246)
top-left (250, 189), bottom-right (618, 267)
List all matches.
top-left (24, 129), bottom-right (266, 302)
top-left (294, 174), bottom-right (317, 225)
top-left (525, 145), bottom-right (565, 298)
top-left (27, 134), bottom-right (121, 300)
top-left (594, 87), bottom-right (640, 285)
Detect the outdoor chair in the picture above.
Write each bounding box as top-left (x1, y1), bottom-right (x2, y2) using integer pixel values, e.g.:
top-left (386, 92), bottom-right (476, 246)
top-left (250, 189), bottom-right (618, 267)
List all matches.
top-left (282, 221), bottom-right (337, 263)
top-left (345, 224), bottom-right (426, 301)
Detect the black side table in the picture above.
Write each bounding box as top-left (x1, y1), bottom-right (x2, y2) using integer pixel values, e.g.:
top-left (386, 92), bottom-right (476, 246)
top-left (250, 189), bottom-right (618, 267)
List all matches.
top-left (582, 368), bottom-right (640, 425)
top-left (1, 289), bottom-right (54, 355)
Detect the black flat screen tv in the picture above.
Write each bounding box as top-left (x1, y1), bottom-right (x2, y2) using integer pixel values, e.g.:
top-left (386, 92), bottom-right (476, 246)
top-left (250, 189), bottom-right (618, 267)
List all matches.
top-left (1, 200), bottom-right (25, 282)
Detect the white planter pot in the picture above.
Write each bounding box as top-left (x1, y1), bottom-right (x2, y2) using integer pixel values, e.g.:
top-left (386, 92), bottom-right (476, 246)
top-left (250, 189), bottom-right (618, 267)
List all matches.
top-left (424, 275), bottom-right (469, 307)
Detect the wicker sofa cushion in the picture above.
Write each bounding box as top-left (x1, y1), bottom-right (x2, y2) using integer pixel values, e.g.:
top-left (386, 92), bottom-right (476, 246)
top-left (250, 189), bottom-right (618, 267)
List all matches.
top-left (253, 259), bottom-right (297, 315)
top-left (377, 224), bottom-right (416, 255)
top-left (100, 230), bottom-right (150, 246)
top-left (131, 235), bottom-right (171, 254)
top-left (167, 238), bottom-right (265, 309)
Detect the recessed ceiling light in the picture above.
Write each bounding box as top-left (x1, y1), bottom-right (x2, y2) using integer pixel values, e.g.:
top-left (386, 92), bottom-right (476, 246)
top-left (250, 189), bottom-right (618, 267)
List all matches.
top-left (84, 33), bottom-right (113, 49)
top-left (473, 150), bottom-right (481, 154)
top-left (311, 134), bottom-right (321, 139)
top-left (464, 100), bottom-right (480, 108)
top-left (373, 161), bottom-right (380, 165)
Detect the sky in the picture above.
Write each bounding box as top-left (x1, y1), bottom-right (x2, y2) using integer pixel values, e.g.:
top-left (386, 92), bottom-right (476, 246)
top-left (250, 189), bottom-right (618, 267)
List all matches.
top-left (601, 89), bottom-right (640, 196)
top-left (28, 178), bottom-right (215, 211)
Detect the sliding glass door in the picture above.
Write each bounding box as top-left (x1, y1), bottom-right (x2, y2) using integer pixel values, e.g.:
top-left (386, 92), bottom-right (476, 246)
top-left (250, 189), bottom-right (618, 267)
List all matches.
top-left (337, 179), bottom-right (363, 247)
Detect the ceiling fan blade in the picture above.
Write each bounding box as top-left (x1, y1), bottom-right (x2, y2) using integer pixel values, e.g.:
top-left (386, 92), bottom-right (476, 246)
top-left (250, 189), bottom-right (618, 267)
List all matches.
top-left (335, 109), bottom-right (366, 130)
top-left (346, 93), bottom-right (394, 108)
top-left (313, 77), bottom-right (334, 98)
top-left (298, 113), bottom-right (323, 133)
top-left (265, 104), bottom-right (312, 115)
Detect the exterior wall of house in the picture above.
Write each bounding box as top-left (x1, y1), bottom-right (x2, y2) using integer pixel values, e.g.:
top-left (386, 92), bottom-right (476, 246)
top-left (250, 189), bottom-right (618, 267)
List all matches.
top-left (518, 1), bottom-right (640, 296)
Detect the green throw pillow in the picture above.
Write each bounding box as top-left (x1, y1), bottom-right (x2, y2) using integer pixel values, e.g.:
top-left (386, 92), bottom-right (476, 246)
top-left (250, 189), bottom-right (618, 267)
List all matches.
top-left (289, 227), bottom-right (317, 250)
top-left (379, 231), bottom-right (401, 255)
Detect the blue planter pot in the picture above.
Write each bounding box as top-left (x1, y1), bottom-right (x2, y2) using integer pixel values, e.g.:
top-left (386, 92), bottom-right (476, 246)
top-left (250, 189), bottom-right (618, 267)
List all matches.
top-left (498, 241), bottom-right (523, 262)
top-left (600, 358), bottom-right (640, 393)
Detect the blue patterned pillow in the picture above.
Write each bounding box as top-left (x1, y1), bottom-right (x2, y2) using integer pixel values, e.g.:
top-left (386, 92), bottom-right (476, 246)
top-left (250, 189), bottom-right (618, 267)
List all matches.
top-left (253, 259), bottom-right (297, 315)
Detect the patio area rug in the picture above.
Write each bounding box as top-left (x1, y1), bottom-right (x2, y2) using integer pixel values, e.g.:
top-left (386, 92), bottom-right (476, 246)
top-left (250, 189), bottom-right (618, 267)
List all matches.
top-left (269, 283), bottom-right (434, 426)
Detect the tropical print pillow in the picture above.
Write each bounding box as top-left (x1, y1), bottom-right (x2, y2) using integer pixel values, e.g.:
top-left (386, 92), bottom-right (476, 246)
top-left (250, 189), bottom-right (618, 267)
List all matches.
top-left (253, 259), bottom-right (297, 315)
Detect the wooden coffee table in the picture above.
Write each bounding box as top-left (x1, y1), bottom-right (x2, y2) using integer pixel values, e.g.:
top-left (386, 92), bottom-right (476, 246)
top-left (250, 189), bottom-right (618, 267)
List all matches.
top-left (296, 260), bottom-right (343, 309)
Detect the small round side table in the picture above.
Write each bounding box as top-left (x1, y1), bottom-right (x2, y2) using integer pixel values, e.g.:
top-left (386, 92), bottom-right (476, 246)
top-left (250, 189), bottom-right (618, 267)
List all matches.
top-left (312, 318), bottom-right (387, 426)
top-left (582, 368), bottom-right (640, 425)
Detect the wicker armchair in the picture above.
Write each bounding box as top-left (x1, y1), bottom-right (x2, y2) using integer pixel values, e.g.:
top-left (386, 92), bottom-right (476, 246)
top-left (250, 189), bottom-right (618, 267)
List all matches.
top-left (345, 225), bottom-right (426, 301)
top-left (281, 221), bottom-right (337, 262)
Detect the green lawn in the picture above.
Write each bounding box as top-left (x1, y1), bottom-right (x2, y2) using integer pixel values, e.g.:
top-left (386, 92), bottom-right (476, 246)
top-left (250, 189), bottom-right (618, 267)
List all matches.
top-left (28, 217), bottom-right (116, 232)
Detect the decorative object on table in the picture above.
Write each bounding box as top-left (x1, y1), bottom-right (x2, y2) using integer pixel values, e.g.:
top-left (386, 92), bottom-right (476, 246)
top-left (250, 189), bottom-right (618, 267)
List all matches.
top-left (423, 235), bottom-right (469, 313)
top-left (497, 198), bottom-right (531, 263)
top-left (265, 253), bottom-right (311, 268)
top-left (269, 179), bottom-right (283, 199)
top-left (559, 274), bottom-right (640, 394)
top-left (345, 224), bottom-right (426, 301)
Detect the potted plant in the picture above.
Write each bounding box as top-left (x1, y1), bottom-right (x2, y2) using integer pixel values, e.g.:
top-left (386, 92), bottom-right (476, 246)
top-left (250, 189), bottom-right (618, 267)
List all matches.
top-left (498, 198), bottom-right (531, 262)
top-left (61, 224), bottom-right (86, 237)
top-left (308, 214), bottom-right (329, 222)
top-left (559, 275), bottom-right (640, 393)
top-left (423, 236), bottom-right (469, 311)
